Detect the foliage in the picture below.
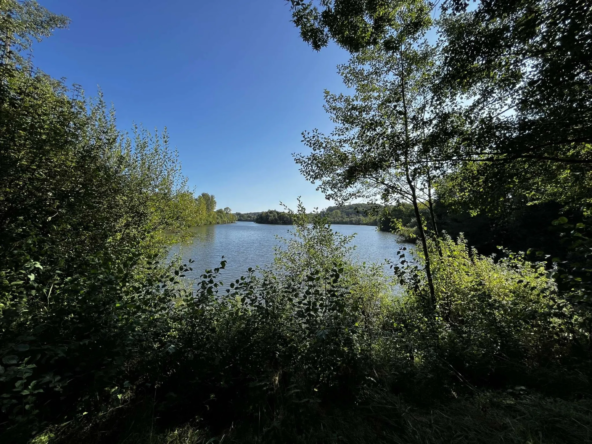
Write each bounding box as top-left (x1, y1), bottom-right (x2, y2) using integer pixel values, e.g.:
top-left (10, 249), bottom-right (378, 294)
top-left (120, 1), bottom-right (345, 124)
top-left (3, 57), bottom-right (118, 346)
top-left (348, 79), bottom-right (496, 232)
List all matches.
top-left (378, 201), bottom-right (430, 240)
top-left (272, 200), bottom-right (357, 280)
top-left (1, 0), bottom-right (591, 442)
top-left (240, 203), bottom-right (422, 242)
top-left (319, 203), bottom-right (381, 226)
top-left (432, 0), bottom-right (592, 215)
top-left (551, 214), bottom-right (592, 317)
top-left (294, 4), bottom-right (447, 306)
top-left (254, 209), bottom-right (293, 224)
top-left (440, 0), bottom-right (592, 164)
top-left (0, 2), bottom-right (234, 437)
top-left (287, 0), bottom-right (592, 244)
top-left (26, 213), bottom-right (590, 444)
top-left (436, 148), bottom-right (592, 218)
top-left (235, 211), bottom-right (258, 222)
top-left (434, 199), bottom-right (569, 257)
top-left (169, 192), bottom-right (235, 230)
top-left (287, 0), bottom-right (431, 53)
top-left (319, 203), bottom-right (422, 238)
top-left (419, 237), bottom-right (584, 377)
top-left (0, 0), bottom-right (69, 67)
top-left (242, 205), bottom-right (381, 226)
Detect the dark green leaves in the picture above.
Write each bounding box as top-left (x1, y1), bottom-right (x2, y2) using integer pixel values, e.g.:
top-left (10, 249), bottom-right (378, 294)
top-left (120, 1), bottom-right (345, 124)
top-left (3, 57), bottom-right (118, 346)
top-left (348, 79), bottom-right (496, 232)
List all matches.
top-left (2, 356), bottom-right (18, 365)
top-left (287, 0), bottom-right (431, 53)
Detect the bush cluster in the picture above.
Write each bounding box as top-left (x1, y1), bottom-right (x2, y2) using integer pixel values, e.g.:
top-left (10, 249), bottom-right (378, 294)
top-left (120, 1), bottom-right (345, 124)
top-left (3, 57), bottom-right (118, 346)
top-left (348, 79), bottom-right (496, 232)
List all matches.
top-left (0, 53), bottom-right (233, 441)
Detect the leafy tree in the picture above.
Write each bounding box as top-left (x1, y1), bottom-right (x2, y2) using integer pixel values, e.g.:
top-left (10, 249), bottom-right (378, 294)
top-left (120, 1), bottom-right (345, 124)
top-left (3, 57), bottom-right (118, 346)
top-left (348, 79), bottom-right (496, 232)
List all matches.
top-left (200, 193), bottom-right (216, 213)
top-left (236, 211), bottom-right (258, 221)
top-left (378, 201), bottom-right (428, 240)
top-left (215, 207), bottom-right (237, 224)
top-left (321, 203), bottom-right (379, 226)
top-left (273, 200), bottom-right (356, 280)
top-left (295, 2), bottom-right (447, 307)
top-left (0, 0), bottom-right (69, 67)
top-left (440, 0), bottom-right (592, 164)
top-left (286, 0), bottom-right (428, 52)
top-left (0, 2), bottom-right (235, 435)
top-left (435, 0), bottom-right (592, 214)
top-left (287, 0), bottom-right (592, 216)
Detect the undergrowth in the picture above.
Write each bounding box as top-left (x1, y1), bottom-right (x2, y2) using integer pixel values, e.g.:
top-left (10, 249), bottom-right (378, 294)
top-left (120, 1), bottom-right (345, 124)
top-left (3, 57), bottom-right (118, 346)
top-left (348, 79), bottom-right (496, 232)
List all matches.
top-left (14, 210), bottom-right (591, 444)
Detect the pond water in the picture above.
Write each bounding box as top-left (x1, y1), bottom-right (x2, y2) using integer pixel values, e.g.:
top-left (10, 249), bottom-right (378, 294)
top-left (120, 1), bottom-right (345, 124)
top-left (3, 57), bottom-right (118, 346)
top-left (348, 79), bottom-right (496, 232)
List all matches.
top-left (168, 221), bottom-right (413, 284)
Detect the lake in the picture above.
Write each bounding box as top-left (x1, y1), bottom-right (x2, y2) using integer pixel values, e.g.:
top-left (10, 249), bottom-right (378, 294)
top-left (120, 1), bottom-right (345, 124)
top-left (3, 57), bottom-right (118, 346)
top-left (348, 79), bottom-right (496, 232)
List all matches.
top-left (168, 221), bottom-right (412, 285)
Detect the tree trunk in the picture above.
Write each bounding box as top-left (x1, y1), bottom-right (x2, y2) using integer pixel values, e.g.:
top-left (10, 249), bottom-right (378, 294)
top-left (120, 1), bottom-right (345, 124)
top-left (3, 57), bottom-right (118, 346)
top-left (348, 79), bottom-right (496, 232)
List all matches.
top-left (399, 48), bottom-right (437, 311)
top-left (426, 169), bottom-right (443, 257)
top-left (407, 172), bottom-right (437, 310)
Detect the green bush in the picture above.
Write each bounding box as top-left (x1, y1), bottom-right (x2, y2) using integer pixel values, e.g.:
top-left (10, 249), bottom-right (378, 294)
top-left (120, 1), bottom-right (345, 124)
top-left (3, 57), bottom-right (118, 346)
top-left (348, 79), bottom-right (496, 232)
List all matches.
top-left (0, 58), bottom-right (232, 440)
top-left (390, 236), bottom-right (589, 395)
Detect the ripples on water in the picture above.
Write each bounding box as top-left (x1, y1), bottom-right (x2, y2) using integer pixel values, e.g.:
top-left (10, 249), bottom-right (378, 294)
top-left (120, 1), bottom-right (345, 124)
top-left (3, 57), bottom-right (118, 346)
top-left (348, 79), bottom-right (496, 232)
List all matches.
top-left (167, 221), bottom-right (413, 285)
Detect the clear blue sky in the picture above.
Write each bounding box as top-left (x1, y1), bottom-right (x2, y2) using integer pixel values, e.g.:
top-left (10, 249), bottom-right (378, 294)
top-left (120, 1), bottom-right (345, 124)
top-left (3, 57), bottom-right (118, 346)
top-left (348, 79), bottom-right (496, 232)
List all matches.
top-left (34, 0), bottom-right (351, 213)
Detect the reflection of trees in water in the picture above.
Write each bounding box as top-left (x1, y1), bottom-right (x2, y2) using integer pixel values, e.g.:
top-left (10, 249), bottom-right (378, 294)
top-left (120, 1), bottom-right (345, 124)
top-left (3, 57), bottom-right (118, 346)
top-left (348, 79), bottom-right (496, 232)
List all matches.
top-left (186, 224), bottom-right (216, 244)
top-left (166, 225), bottom-right (216, 265)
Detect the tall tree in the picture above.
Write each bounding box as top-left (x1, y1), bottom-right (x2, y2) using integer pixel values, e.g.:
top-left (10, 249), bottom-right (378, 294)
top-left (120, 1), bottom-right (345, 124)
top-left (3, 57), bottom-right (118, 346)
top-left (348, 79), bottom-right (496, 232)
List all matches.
top-left (286, 0), bottom-right (592, 213)
top-left (200, 192), bottom-right (216, 214)
top-left (295, 5), bottom-right (445, 308)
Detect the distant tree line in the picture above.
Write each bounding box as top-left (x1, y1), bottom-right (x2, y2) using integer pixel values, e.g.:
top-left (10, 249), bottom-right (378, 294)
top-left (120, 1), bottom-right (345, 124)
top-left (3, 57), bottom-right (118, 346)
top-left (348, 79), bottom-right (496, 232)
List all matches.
top-left (240, 199), bottom-right (567, 253)
top-left (255, 210), bottom-right (294, 225)
top-left (235, 212), bottom-right (258, 222)
top-left (321, 204), bottom-right (380, 226)
top-left (238, 204), bottom-right (423, 241)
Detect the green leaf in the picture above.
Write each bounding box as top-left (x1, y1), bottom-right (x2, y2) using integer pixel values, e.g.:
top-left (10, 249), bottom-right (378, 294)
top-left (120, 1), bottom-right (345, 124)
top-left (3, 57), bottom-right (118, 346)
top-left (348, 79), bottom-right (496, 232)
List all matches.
top-left (2, 356), bottom-right (18, 365)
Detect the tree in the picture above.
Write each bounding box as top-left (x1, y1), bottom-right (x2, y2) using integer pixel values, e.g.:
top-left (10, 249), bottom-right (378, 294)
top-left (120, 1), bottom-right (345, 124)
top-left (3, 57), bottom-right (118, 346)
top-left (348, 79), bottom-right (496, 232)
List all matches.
top-left (440, 0), bottom-right (592, 162)
top-left (255, 210), bottom-right (294, 225)
top-left (286, 0), bottom-right (426, 52)
top-left (1, 0), bottom-right (69, 67)
top-left (295, 4), bottom-right (446, 308)
top-left (435, 0), bottom-right (592, 213)
top-left (273, 199), bottom-right (355, 280)
top-left (200, 193), bottom-right (216, 213)
top-left (0, 59), bottom-right (186, 433)
top-left (286, 0), bottom-right (592, 214)
top-left (0, 3), bottom-right (237, 431)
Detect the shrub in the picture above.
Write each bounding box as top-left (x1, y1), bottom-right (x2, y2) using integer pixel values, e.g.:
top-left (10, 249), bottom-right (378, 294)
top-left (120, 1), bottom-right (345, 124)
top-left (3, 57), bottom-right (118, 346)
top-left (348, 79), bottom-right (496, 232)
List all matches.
top-left (390, 235), bottom-right (588, 396)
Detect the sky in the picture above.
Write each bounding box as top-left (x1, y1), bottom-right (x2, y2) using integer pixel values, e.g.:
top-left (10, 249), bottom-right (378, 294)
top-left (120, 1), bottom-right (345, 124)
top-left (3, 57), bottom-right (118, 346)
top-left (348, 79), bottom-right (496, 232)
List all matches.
top-left (34, 0), bottom-right (351, 213)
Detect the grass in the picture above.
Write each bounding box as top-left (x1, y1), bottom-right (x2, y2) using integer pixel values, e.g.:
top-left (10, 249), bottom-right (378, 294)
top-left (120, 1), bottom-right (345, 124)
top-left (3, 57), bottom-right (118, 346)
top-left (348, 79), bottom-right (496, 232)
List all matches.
top-left (39, 389), bottom-right (592, 444)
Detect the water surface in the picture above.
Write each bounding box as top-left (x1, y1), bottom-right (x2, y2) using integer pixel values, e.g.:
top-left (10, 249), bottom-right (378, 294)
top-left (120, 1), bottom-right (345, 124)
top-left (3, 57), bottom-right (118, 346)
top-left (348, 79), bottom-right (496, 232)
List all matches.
top-left (168, 221), bottom-right (411, 284)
